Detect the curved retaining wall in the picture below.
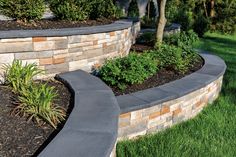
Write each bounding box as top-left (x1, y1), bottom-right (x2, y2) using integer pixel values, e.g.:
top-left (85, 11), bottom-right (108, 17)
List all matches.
top-left (39, 51), bottom-right (226, 157)
top-left (0, 20), bottom-right (140, 80)
top-left (117, 52), bottom-right (226, 140)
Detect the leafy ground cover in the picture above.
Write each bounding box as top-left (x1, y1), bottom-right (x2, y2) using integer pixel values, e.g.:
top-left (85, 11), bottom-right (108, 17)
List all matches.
top-left (116, 32), bottom-right (236, 157)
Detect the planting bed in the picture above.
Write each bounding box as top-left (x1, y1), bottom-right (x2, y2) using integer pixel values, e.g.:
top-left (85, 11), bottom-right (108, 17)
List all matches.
top-left (0, 81), bottom-right (72, 157)
top-left (112, 56), bottom-right (203, 96)
top-left (0, 19), bottom-right (115, 31)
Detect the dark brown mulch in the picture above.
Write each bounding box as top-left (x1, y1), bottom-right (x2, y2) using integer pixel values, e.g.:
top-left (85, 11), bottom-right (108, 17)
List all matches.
top-left (112, 43), bottom-right (204, 96)
top-left (0, 80), bottom-right (72, 157)
top-left (131, 43), bottom-right (153, 52)
top-left (0, 18), bottom-right (115, 31)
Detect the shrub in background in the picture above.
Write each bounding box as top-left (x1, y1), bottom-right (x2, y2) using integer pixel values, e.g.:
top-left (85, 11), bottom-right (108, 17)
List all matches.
top-left (89, 0), bottom-right (118, 19)
top-left (193, 15), bottom-right (210, 37)
top-left (3, 60), bottom-right (43, 93)
top-left (151, 44), bottom-right (188, 73)
top-left (48, 0), bottom-right (90, 21)
top-left (173, 9), bottom-right (194, 31)
top-left (127, 0), bottom-right (139, 17)
top-left (99, 53), bottom-right (158, 90)
top-left (0, 0), bottom-right (45, 21)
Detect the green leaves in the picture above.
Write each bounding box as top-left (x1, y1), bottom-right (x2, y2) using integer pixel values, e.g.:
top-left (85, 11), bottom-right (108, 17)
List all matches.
top-left (3, 60), bottom-right (43, 92)
top-left (99, 53), bottom-right (158, 90)
top-left (49, 0), bottom-right (120, 21)
top-left (3, 60), bottom-right (65, 128)
top-left (17, 83), bottom-right (65, 129)
top-left (0, 0), bottom-right (45, 21)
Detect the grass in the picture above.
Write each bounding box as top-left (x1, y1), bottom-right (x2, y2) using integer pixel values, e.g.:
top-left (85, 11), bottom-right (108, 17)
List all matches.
top-left (116, 32), bottom-right (236, 157)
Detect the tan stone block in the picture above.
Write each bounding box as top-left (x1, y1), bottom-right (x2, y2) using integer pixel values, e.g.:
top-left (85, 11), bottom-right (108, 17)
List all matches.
top-left (15, 52), bottom-right (37, 60)
top-left (131, 110), bottom-right (142, 121)
top-left (149, 111), bottom-right (161, 120)
top-left (120, 112), bottom-right (131, 119)
top-left (0, 42), bottom-right (33, 53)
top-left (53, 58), bottom-right (65, 64)
top-left (47, 37), bottom-right (67, 41)
top-left (0, 53), bottom-right (14, 65)
top-left (173, 108), bottom-right (182, 116)
top-left (161, 106), bottom-right (170, 115)
top-left (53, 49), bottom-right (68, 55)
top-left (69, 59), bottom-right (88, 71)
top-left (33, 37), bottom-right (47, 42)
top-left (39, 58), bottom-right (53, 65)
top-left (0, 38), bottom-right (32, 43)
top-left (110, 32), bottom-right (116, 36)
top-left (68, 41), bottom-right (93, 48)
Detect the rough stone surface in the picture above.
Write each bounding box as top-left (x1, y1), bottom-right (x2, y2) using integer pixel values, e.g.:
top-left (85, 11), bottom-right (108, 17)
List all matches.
top-left (0, 20), bottom-right (140, 81)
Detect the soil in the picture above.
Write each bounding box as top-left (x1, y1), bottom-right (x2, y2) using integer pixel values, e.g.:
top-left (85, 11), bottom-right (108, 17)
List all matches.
top-left (0, 18), bottom-right (115, 31)
top-left (131, 43), bottom-right (153, 52)
top-left (0, 80), bottom-right (72, 157)
top-left (112, 43), bottom-right (204, 96)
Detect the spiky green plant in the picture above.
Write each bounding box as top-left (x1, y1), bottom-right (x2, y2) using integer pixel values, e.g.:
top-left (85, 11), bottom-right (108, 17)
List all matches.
top-left (3, 60), bottom-right (43, 93)
top-left (15, 83), bottom-right (65, 128)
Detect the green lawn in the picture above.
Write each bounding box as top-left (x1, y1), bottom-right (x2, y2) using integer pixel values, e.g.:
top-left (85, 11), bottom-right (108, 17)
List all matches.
top-left (116, 33), bottom-right (236, 157)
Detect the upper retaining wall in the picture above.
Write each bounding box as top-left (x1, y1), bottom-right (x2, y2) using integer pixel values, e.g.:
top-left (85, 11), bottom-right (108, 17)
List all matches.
top-left (0, 20), bottom-right (140, 80)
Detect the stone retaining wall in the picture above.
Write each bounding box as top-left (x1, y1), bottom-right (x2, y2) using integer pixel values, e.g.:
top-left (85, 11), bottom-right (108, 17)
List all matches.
top-left (118, 76), bottom-right (223, 140)
top-left (0, 20), bottom-right (140, 80)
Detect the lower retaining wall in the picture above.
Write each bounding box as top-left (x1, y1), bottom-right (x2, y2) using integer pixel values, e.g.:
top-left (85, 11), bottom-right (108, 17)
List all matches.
top-left (118, 76), bottom-right (223, 140)
top-left (36, 52), bottom-right (226, 157)
top-left (0, 20), bottom-right (140, 80)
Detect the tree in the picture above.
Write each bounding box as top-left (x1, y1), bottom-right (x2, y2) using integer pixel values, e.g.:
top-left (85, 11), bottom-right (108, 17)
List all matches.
top-left (156, 0), bottom-right (167, 44)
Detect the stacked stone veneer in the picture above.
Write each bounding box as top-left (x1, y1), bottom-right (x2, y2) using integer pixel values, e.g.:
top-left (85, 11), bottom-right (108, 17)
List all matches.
top-left (0, 21), bottom-right (140, 80)
top-left (118, 76), bottom-right (223, 140)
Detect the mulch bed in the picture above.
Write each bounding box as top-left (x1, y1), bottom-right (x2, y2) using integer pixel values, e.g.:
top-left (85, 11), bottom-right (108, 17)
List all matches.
top-left (112, 44), bottom-right (204, 96)
top-left (0, 18), bottom-right (115, 31)
top-left (0, 80), bottom-right (72, 157)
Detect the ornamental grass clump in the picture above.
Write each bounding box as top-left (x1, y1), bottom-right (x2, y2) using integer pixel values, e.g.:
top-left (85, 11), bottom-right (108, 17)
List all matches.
top-left (3, 60), bottom-right (43, 93)
top-left (3, 60), bottom-right (65, 128)
top-left (15, 84), bottom-right (65, 128)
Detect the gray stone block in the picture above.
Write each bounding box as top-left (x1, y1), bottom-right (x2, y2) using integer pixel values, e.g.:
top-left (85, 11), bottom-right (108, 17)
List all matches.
top-left (64, 91), bottom-right (120, 134)
top-left (181, 73), bottom-right (216, 86)
top-left (116, 94), bottom-right (147, 113)
top-left (56, 70), bottom-right (111, 91)
top-left (158, 79), bottom-right (204, 97)
top-left (131, 87), bottom-right (178, 108)
top-left (39, 130), bottom-right (116, 157)
top-left (196, 64), bottom-right (226, 78)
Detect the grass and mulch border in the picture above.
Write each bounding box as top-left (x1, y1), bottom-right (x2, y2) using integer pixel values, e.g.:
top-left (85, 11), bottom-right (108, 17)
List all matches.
top-left (116, 33), bottom-right (236, 157)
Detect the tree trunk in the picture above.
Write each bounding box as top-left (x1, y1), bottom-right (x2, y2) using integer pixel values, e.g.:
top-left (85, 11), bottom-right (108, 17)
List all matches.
top-left (147, 0), bottom-right (150, 20)
top-left (203, 1), bottom-right (209, 17)
top-left (156, 0), bottom-right (167, 44)
top-left (210, 0), bottom-right (215, 18)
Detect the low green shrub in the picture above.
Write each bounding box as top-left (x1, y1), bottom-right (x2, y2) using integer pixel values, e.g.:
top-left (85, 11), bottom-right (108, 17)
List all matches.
top-left (173, 9), bottom-right (194, 31)
top-left (16, 83), bottom-right (65, 128)
top-left (3, 60), bottom-right (43, 93)
top-left (48, 0), bottom-right (90, 21)
top-left (137, 32), bottom-right (155, 45)
top-left (164, 30), bottom-right (199, 48)
top-left (151, 44), bottom-right (188, 73)
top-left (127, 0), bottom-right (139, 17)
top-left (0, 0), bottom-right (45, 21)
top-left (193, 15), bottom-right (210, 37)
top-left (89, 0), bottom-right (119, 19)
top-left (99, 53), bottom-right (158, 90)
